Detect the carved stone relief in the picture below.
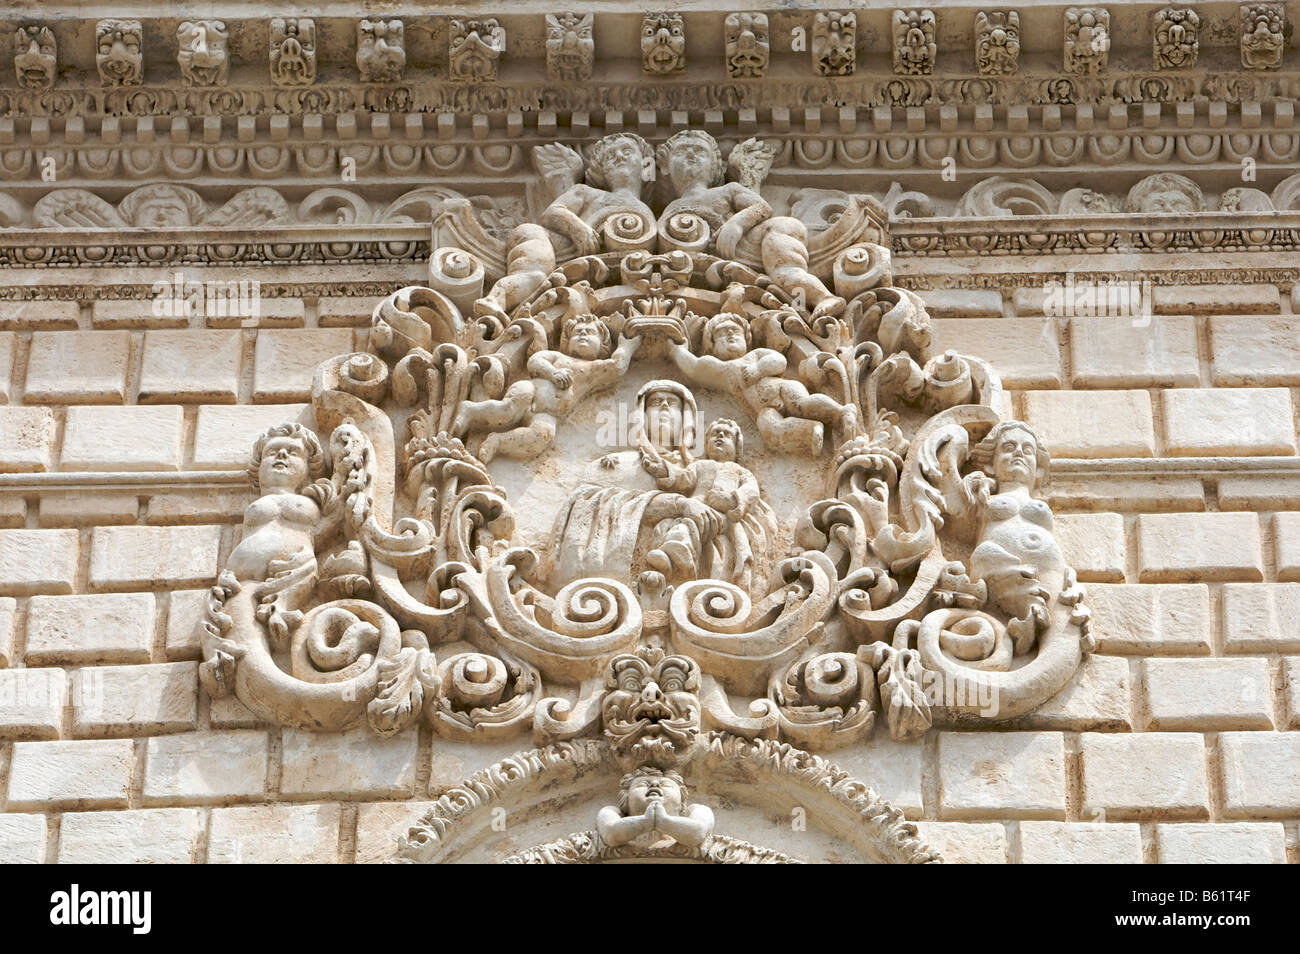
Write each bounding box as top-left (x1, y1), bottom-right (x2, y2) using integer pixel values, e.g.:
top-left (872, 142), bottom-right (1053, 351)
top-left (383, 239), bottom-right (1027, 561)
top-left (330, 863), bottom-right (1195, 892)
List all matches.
top-left (724, 12), bottom-right (769, 79)
top-left (546, 13), bottom-right (595, 82)
top-left (450, 19), bottom-right (506, 83)
top-left (893, 10), bottom-right (937, 76)
top-left (1241, 3), bottom-right (1287, 70)
top-left (642, 13), bottom-right (686, 74)
top-left (96, 19), bottom-right (143, 87)
top-left (1153, 8), bottom-right (1199, 71)
top-left (813, 12), bottom-right (857, 76)
top-left (1064, 7), bottom-right (1110, 75)
top-left (357, 19), bottom-right (406, 83)
top-left (270, 18), bottom-right (317, 87)
top-left (14, 25), bottom-right (56, 92)
top-left (177, 20), bottom-right (229, 87)
top-left (974, 11), bottom-right (1019, 76)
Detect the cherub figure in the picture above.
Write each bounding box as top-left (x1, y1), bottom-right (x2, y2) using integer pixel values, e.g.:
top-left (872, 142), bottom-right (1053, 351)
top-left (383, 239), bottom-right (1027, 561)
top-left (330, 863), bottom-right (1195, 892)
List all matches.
top-left (534, 133), bottom-right (656, 255)
top-left (472, 223), bottom-right (556, 325)
top-left (454, 314), bottom-right (641, 461)
top-left (596, 767), bottom-right (715, 851)
top-left (668, 286), bottom-right (857, 455)
top-left (657, 130), bottom-right (845, 319)
top-left (645, 418), bottom-right (776, 590)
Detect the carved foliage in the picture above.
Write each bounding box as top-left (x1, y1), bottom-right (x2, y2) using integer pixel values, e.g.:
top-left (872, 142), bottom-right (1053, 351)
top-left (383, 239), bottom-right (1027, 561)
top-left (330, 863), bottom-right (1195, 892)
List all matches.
top-left (357, 19), bottom-right (405, 83)
top-left (893, 10), bottom-right (937, 76)
top-left (546, 13), bottom-right (595, 82)
top-left (974, 11), bottom-right (1020, 76)
top-left (14, 26), bottom-right (55, 91)
top-left (724, 12), bottom-right (769, 78)
top-left (96, 19), bottom-right (142, 87)
top-left (813, 11), bottom-right (857, 76)
top-left (270, 18), bottom-right (317, 87)
top-left (642, 13), bottom-right (686, 74)
top-left (1064, 7), bottom-right (1110, 75)
top-left (450, 19), bottom-right (506, 83)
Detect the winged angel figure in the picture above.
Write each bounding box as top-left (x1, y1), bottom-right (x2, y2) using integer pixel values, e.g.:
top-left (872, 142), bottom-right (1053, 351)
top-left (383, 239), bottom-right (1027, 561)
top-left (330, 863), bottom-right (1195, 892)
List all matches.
top-left (31, 184), bottom-right (290, 229)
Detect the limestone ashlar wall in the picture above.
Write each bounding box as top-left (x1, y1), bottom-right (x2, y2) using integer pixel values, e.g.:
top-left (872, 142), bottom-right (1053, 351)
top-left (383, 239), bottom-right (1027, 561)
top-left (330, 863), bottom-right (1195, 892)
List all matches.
top-left (0, 279), bottom-right (1297, 863)
top-left (905, 279), bottom-right (1300, 864)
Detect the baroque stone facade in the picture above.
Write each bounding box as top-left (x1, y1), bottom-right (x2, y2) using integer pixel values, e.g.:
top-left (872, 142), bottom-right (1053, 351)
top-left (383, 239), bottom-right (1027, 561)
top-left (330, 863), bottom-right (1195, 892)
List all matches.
top-left (0, 2), bottom-right (1297, 866)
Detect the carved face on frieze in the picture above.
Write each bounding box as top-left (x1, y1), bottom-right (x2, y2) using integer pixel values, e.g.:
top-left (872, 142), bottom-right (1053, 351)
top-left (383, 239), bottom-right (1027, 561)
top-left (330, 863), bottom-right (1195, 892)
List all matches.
top-left (96, 19), bottom-right (143, 86)
top-left (1124, 173), bottom-right (1204, 215)
top-left (702, 313), bottom-right (751, 361)
top-left (559, 316), bottom-right (612, 360)
top-left (602, 653), bottom-right (701, 764)
top-left (813, 12), bottom-right (856, 75)
top-left (119, 186), bottom-right (203, 228)
top-left (974, 11), bottom-right (1020, 75)
top-left (546, 13), bottom-right (594, 81)
top-left (724, 12), bottom-right (769, 78)
top-left (357, 19), bottom-right (406, 83)
top-left (585, 133), bottom-right (656, 192)
top-left (972, 422), bottom-right (1049, 492)
top-left (619, 766), bottom-right (687, 817)
top-left (14, 26), bottom-right (56, 90)
top-left (177, 20), bottom-right (229, 86)
top-left (641, 13), bottom-right (686, 73)
top-left (250, 424), bottom-right (326, 495)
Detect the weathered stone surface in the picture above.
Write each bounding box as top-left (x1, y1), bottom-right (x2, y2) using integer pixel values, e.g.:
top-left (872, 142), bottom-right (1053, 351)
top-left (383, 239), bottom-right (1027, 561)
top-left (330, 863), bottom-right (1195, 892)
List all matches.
top-left (1012, 653), bottom-right (1132, 731)
top-left (59, 807), bottom-right (204, 864)
top-left (61, 405), bottom-right (185, 471)
top-left (6, 738), bottom-right (135, 809)
top-left (208, 803), bottom-right (341, 863)
top-left (1211, 315), bottom-right (1300, 386)
top-left (89, 525), bottom-right (222, 589)
top-left (193, 403), bottom-right (311, 469)
top-left (1219, 732), bottom-right (1300, 817)
top-left (138, 329), bottom-right (242, 403)
top-left (0, 814), bottom-right (47, 863)
top-left (1071, 315), bottom-right (1199, 388)
top-left (0, 530), bottom-right (78, 595)
top-left (1155, 823), bottom-right (1286, 864)
top-left (914, 822), bottom-right (1008, 863)
top-left (356, 800), bottom-right (436, 864)
top-left (1136, 513), bottom-right (1263, 582)
top-left (1023, 390), bottom-right (1155, 457)
top-left (25, 330), bottom-right (130, 403)
top-left (1274, 512), bottom-right (1300, 583)
top-left (1019, 821), bottom-right (1142, 863)
top-left (1162, 387), bottom-right (1297, 456)
top-left (1152, 283), bottom-right (1280, 315)
top-left (0, 407), bottom-right (57, 473)
top-left (143, 730), bottom-right (269, 804)
top-left (0, 596), bottom-right (17, 667)
top-left (1142, 657), bottom-right (1273, 730)
top-left (1222, 584), bottom-right (1300, 653)
top-left (27, 593), bottom-right (155, 664)
top-left (0, 667), bottom-right (66, 740)
top-left (280, 727), bottom-right (418, 798)
top-left (938, 732), bottom-right (1066, 819)
top-left (1054, 511), bottom-right (1125, 582)
top-left (252, 329), bottom-right (354, 402)
top-left (931, 317), bottom-right (1061, 387)
top-left (1079, 733), bottom-right (1209, 819)
top-left (1086, 583), bottom-right (1211, 655)
top-left (72, 662), bottom-right (199, 736)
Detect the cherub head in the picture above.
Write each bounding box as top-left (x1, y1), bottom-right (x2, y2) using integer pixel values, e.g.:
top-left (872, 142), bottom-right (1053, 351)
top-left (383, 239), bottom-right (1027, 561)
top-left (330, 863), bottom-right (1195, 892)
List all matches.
top-left (1124, 173), bottom-right (1203, 215)
top-left (558, 314), bottom-right (613, 360)
top-left (250, 423), bottom-right (328, 495)
top-left (585, 133), bottom-right (655, 192)
top-left (657, 130), bottom-right (725, 193)
top-left (970, 421), bottom-right (1049, 492)
top-left (120, 185), bottom-right (204, 228)
top-left (705, 418), bottom-right (743, 462)
top-left (701, 311), bottom-right (751, 361)
top-left (618, 766), bottom-right (688, 817)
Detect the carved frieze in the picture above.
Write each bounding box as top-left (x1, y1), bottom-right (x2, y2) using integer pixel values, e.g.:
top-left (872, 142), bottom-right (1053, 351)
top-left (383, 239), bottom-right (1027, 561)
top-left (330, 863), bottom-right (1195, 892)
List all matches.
top-left (724, 12), bottom-right (769, 79)
top-left (1064, 7), bottom-right (1110, 75)
top-left (177, 20), bottom-right (229, 87)
top-left (642, 13), bottom-right (687, 74)
top-left (14, 26), bottom-right (56, 91)
top-left (96, 19), bottom-right (143, 87)
top-left (270, 18), bottom-right (317, 87)
top-left (813, 12), bottom-right (857, 76)
top-left (1153, 8), bottom-right (1199, 71)
top-left (546, 13), bottom-right (595, 82)
top-left (974, 11), bottom-right (1019, 76)
top-left (450, 19), bottom-right (506, 83)
top-left (893, 10), bottom-right (937, 76)
top-left (357, 19), bottom-right (406, 83)
top-left (1241, 3), bottom-right (1287, 70)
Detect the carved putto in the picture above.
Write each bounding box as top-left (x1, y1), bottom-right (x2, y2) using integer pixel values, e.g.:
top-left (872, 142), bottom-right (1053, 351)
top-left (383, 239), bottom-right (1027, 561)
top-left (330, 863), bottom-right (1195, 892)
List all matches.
top-left (546, 13), bottom-right (595, 82)
top-left (1240, 3), bottom-right (1287, 70)
top-left (357, 19), bottom-right (405, 83)
top-left (14, 26), bottom-right (55, 91)
top-left (450, 19), bottom-right (506, 83)
top-left (1063, 7), bottom-right (1110, 75)
top-left (813, 11), bottom-right (857, 76)
top-left (270, 18), bottom-right (317, 87)
top-left (1123, 172), bottom-right (1204, 214)
top-left (892, 10), bottom-right (937, 76)
top-left (974, 11), bottom-right (1020, 75)
top-left (194, 124), bottom-right (1091, 788)
top-left (642, 13), bottom-right (686, 74)
top-left (96, 19), bottom-right (143, 87)
top-left (31, 184), bottom-right (290, 229)
top-left (1153, 8), bottom-right (1199, 70)
top-left (724, 12), bottom-right (769, 78)
top-left (177, 20), bottom-right (229, 87)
